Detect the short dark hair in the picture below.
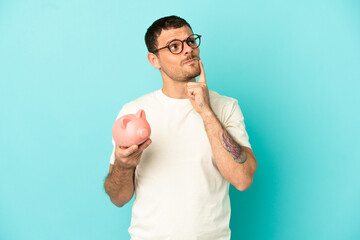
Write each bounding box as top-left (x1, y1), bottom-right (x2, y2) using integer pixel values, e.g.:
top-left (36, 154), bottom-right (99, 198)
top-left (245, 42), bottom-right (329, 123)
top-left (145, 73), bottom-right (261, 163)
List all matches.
top-left (145, 15), bottom-right (192, 53)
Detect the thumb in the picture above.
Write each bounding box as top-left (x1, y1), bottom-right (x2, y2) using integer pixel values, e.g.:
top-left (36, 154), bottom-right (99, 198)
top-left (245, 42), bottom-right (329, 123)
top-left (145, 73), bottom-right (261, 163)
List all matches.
top-left (198, 59), bottom-right (206, 83)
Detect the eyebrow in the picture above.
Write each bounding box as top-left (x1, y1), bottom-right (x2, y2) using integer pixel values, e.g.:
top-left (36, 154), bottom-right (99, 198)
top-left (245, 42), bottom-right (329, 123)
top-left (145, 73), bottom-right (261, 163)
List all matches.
top-left (165, 34), bottom-right (192, 45)
top-left (165, 38), bottom-right (177, 45)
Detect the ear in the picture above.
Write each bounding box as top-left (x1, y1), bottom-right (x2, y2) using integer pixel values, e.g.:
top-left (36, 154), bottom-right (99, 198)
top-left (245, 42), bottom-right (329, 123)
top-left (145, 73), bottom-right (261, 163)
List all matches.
top-left (136, 109), bottom-right (146, 120)
top-left (120, 117), bottom-right (131, 129)
top-left (147, 52), bottom-right (161, 69)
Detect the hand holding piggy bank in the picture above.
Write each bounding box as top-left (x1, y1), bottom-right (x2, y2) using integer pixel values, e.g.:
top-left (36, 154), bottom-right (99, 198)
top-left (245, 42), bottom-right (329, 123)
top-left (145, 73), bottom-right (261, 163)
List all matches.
top-left (112, 109), bottom-right (151, 147)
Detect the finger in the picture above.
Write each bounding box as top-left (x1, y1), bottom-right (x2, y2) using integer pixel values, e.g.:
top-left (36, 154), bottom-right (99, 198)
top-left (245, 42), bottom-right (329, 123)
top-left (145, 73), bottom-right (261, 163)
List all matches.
top-left (187, 82), bottom-right (203, 87)
top-left (198, 60), bottom-right (206, 83)
top-left (187, 86), bottom-right (205, 98)
top-left (186, 87), bottom-right (196, 98)
top-left (186, 84), bottom-right (203, 89)
top-left (125, 141), bottom-right (151, 160)
top-left (138, 139), bottom-right (152, 152)
top-left (117, 144), bottom-right (139, 157)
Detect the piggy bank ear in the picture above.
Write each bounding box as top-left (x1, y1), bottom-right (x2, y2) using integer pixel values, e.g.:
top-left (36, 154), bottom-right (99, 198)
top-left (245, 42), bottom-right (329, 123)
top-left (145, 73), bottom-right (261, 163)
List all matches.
top-left (136, 109), bottom-right (146, 120)
top-left (120, 117), bottom-right (131, 129)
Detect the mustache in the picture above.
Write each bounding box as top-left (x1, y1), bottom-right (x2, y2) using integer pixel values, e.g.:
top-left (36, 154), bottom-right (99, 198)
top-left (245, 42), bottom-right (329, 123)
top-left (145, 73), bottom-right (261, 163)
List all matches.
top-left (182, 56), bottom-right (200, 64)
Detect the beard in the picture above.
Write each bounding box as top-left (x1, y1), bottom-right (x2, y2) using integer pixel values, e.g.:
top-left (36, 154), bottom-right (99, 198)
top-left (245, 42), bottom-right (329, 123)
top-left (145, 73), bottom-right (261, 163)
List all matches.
top-left (183, 64), bottom-right (201, 80)
top-left (160, 59), bottom-right (201, 82)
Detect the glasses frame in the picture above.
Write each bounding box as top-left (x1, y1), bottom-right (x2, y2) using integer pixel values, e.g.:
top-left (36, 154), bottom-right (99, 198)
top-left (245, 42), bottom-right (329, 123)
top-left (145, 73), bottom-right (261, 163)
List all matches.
top-left (152, 34), bottom-right (202, 55)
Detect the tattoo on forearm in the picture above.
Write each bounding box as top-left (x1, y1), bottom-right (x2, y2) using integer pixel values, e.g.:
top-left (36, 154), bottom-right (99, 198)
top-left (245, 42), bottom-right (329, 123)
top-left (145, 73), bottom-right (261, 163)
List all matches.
top-left (222, 131), bottom-right (247, 164)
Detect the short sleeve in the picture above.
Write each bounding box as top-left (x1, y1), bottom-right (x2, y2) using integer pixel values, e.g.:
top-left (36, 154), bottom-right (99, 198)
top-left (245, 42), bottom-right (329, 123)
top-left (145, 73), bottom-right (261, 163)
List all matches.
top-left (223, 100), bottom-right (252, 149)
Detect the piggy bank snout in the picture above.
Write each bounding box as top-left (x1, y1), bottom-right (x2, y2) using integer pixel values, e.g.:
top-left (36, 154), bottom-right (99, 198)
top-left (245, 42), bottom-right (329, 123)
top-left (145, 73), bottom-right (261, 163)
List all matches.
top-left (137, 128), bottom-right (150, 139)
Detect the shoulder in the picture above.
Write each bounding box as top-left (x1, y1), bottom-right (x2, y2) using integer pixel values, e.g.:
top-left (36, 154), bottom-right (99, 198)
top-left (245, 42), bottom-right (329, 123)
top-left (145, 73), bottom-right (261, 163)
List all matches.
top-left (129, 90), bottom-right (159, 106)
top-left (208, 90), bottom-right (243, 123)
top-left (209, 90), bottom-right (239, 108)
top-left (115, 90), bottom-right (160, 117)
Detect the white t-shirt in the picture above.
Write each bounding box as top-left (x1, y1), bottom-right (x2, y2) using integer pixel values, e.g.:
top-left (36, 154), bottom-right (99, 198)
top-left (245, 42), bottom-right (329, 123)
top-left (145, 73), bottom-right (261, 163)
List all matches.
top-left (110, 89), bottom-right (251, 240)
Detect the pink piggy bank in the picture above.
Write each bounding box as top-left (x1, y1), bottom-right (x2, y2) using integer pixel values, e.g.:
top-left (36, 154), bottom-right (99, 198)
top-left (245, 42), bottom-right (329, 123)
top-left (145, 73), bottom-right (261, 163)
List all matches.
top-left (112, 109), bottom-right (151, 147)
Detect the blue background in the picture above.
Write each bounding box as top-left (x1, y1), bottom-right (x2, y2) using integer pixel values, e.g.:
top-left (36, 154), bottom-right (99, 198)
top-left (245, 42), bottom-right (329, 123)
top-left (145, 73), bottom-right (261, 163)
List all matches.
top-left (1, 0), bottom-right (359, 239)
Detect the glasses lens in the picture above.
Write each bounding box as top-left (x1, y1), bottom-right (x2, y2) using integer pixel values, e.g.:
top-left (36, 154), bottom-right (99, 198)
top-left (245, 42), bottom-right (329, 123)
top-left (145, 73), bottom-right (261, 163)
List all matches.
top-left (187, 35), bottom-right (200, 49)
top-left (168, 40), bottom-right (183, 54)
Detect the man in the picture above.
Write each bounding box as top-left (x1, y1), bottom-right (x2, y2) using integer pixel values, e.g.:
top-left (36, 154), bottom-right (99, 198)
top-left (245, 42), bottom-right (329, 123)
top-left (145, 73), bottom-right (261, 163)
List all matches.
top-left (104, 15), bottom-right (257, 240)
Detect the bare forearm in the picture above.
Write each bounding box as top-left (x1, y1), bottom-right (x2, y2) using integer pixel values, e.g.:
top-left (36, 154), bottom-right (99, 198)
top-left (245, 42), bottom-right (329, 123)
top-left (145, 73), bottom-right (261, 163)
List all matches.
top-left (185, 60), bottom-right (256, 190)
top-left (104, 140), bottom-right (151, 207)
top-left (201, 110), bottom-right (257, 191)
top-left (104, 164), bottom-right (135, 207)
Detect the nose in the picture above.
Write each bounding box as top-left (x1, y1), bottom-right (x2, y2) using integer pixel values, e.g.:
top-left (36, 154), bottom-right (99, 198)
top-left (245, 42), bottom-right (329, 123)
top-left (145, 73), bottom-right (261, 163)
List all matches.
top-left (183, 41), bottom-right (193, 55)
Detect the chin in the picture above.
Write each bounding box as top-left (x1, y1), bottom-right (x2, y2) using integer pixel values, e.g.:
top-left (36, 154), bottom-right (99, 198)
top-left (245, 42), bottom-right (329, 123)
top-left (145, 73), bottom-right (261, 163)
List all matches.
top-left (184, 68), bottom-right (201, 80)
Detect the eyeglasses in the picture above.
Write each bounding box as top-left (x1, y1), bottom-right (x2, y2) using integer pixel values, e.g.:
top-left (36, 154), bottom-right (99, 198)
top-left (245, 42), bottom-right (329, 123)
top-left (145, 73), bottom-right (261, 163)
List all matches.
top-left (152, 34), bottom-right (201, 55)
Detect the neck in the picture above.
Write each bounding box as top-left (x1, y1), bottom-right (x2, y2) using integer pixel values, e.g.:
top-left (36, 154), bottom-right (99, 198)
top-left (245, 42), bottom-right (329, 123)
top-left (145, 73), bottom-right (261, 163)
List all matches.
top-left (161, 74), bottom-right (196, 99)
